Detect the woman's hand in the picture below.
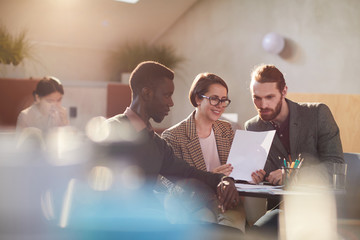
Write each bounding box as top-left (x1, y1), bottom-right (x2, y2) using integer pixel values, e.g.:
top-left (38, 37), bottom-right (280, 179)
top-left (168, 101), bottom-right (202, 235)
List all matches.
top-left (212, 164), bottom-right (233, 176)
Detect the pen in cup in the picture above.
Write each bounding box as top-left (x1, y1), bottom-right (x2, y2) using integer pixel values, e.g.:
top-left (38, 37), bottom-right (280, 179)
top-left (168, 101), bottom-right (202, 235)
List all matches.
top-left (287, 154), bottom-right (292, 167)
top-left (280, 156), bottom-right (287, 167)
top-left (294, 159), bottom-right (299, 168)
top-left (298, 159), bottom-right (304, 168)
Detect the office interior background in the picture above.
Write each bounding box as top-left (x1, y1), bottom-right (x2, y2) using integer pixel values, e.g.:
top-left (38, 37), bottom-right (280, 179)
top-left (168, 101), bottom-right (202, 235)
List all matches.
top-left (1, 1), bottom-right (360, 239)
top-left (1, 0), bottom-right (359, 152)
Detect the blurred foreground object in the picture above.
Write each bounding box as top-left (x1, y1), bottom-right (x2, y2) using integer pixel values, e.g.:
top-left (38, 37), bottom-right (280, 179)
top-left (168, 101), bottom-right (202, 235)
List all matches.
top-left (0, 131), bottom-right (242, 240)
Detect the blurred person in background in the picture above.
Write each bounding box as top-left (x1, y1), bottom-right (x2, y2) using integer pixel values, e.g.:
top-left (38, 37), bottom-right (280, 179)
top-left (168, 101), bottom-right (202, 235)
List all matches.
top-left (16, 76), bottom-right (69, 134)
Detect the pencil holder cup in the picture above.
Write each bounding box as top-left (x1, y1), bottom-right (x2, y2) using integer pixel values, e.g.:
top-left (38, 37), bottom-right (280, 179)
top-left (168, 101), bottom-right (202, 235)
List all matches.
top-left (332, 163), bottom-right (347, 190)
top-left (282, 167), bottom-right (300, 188)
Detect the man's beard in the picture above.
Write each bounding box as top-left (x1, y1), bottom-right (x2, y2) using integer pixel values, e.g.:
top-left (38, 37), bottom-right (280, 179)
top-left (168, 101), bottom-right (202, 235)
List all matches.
top-left (258, 99), bottom-right (282, 122)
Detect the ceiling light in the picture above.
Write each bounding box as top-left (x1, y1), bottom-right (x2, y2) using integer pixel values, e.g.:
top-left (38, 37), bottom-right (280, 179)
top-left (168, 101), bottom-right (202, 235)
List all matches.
top-left (114, 0), bottom-right (139, 4)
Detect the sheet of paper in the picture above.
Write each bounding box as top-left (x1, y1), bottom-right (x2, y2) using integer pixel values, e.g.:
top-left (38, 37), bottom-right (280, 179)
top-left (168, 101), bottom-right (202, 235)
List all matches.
top-left (227, 130), bottom-right (275, 182)
top-left (236, 183), bottom-right (284, 195)
top-left (235, 183), bottom-right (282, 190)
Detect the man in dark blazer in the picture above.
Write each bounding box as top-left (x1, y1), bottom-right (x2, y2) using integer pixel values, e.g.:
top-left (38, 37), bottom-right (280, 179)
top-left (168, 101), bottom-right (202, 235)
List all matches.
top-left (245, 64), bottom-right (344, 185)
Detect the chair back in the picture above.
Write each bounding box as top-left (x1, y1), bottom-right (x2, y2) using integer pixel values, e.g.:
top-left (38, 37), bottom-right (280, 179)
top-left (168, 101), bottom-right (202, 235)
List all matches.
top-left (344, 152), bottom-right (360, 189)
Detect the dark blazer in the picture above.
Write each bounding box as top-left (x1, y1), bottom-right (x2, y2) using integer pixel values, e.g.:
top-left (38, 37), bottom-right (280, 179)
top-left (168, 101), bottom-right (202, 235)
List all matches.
top-left (105, 114), bottom-right (224, 191)
top-left (161, 111), bottom-right (234, 172)
top-left (245, 99), bottom-right (344, 174)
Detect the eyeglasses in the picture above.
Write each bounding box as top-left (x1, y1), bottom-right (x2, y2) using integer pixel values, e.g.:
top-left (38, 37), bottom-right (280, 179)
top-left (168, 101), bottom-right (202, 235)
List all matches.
top-left (201, 95), bottom-right (231, 107)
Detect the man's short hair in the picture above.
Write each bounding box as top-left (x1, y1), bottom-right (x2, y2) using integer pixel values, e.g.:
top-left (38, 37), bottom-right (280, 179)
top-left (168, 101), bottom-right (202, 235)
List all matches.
top-left (251, 64), bottom-right (286, 92)
top-left (129, 61), bottom-right (174, 95)
top-left (189, 73), bottom-right (228, 107)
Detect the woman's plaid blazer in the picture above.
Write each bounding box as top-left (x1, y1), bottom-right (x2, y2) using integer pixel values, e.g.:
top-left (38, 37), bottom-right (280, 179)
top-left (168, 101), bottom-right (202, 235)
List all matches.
top-left (161, 111), bottom-right (235, 172)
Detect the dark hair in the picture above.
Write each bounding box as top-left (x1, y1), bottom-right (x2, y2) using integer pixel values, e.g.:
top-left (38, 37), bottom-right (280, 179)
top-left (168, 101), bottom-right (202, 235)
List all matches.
top-left (251, 64), bottom-right (286, 92)
top-left (129, 61), bottom-right (174, 95)
top-left (33, 76), bottom-right (64, 99)
top-left (189, 73), bottom-right (228, 107)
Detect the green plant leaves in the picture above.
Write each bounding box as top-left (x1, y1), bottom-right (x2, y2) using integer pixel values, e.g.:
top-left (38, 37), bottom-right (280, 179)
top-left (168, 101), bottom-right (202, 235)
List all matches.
top-left (0, 25), bottom-right (32, 66)
top-left (117, 42), bottom-right (184, 73)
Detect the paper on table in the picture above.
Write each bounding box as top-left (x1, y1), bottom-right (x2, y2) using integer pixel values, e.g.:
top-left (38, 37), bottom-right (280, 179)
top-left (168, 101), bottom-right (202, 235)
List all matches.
top-left (235, 183), bottom-right (282, 190)
top-left (236, 183), bottom-right (284, 196)
top-left (227, 130), bottom-right (275, 182)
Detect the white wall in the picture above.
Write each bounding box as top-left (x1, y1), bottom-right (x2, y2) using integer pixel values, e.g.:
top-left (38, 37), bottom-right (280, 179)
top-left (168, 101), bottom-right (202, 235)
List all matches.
top-left (2, 0), bottom-right (359, 130)
top-left (62, 83), bottom-right (107, 131)
top-left (156, 0), bottom-right (360, 128)
top-left (0, 0), bottom-right (197, 82)
top-left (0, 0), bottom-right (122, 82)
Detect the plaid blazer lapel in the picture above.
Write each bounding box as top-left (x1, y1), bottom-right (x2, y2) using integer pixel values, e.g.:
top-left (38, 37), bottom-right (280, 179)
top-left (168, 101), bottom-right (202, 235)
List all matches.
top-left (213, 121), bottom-right (231, 165)
top-left (185, 113), bottom-right (207, 172)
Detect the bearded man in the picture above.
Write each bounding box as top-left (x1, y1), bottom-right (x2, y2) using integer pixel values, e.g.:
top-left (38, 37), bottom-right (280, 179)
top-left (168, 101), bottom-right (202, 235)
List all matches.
top-left (245, 64), bottom-right (344, 185)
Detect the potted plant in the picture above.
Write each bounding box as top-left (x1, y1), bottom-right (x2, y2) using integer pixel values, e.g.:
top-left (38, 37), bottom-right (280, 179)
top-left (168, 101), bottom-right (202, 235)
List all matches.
top-left (0, 24), bottom-right (32, 66)
top-left (115, 42), bottom-right (184, 83)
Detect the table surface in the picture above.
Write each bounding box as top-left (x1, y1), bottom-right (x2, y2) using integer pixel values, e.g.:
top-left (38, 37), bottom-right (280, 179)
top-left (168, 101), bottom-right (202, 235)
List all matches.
top-left (236, 183), bottom-right (346, 198)
top-left (236, 183), bottom-right (284, 198)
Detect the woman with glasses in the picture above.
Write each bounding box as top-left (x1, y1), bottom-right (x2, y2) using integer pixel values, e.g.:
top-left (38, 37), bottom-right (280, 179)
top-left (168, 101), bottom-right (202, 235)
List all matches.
top-left (161, 73), bottom-right (252, 232)
top-left (162, 73), bottom-right (233, 175)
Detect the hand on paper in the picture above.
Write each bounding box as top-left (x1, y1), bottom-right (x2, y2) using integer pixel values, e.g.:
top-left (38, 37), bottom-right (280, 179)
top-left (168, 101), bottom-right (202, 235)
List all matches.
top-left (217, 177), bottom-right (239, 212)
top-left (251, 169), bottom-right (266, 184)
top-left (266, 169), bottom-right (282, 185)
top-left (212, 164), bottom-right (233, 176)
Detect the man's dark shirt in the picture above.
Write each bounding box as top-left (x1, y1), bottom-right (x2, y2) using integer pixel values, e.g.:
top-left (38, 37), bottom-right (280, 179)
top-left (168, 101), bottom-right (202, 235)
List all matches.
top-left (104, 114), bottom-right (223, 192)
top-left (270, 114), bottom-right (290, 155)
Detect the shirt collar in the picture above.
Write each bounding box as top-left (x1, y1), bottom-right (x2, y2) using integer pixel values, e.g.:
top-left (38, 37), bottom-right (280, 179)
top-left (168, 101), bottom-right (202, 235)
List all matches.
top-left (124, 107), bottom-right (152, 132)
top-left (270, 111), bottom-right (290, 130)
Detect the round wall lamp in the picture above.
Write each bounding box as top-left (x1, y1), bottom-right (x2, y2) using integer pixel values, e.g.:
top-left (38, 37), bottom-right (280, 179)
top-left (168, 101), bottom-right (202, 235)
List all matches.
top-left (262, 32), bottom-right (285, 54)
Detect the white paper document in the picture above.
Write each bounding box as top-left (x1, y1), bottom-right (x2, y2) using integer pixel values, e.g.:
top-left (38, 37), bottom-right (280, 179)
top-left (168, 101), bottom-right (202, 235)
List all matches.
top-left (227, 130), bottom-right (276, 182)
top-left (235, 183), bottom-right (283, 190)
top-left (235, 183), bottom-right (284, 195)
